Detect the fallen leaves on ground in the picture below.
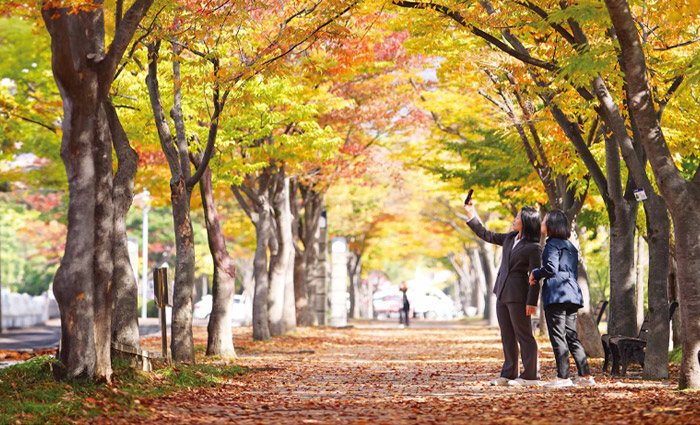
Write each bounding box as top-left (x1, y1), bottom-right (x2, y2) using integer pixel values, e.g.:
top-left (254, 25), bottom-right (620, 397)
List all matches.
top-left (83, 323), bottom-right (700, 425)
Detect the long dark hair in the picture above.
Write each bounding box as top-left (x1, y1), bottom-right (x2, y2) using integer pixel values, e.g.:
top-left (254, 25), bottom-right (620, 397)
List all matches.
top-left (520, 206), bottom-right (541, 243)
top-left (544, 209), bottom-right (571, 239)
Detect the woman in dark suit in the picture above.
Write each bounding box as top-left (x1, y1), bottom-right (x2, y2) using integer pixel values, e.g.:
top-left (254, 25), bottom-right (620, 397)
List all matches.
top-left (464, 199), bottom-right (542, 386)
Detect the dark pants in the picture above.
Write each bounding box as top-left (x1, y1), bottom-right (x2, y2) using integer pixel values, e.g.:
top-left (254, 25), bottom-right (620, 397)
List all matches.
top-left (399, 306), bottom-right (410, 326)
top-left (544, 303), bottom-right (590, 378)
top-left (496, 301), bottom-right (539, 380)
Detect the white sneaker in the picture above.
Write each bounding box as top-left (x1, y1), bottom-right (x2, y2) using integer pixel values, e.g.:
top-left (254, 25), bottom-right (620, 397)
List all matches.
top-left (507, 377), bottom-right (542, 386)
top-left (573, 376), bottom-right (596, 387)
top-left (489, 377), bottom-right (510, 386)
top-left (544, 377), bottom-right (573, 388)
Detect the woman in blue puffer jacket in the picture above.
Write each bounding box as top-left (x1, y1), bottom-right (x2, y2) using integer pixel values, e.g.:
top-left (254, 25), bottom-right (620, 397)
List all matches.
top-left (529, 209), bottom-right (595, 388)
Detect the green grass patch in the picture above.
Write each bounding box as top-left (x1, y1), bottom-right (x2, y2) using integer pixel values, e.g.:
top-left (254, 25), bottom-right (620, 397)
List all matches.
top-left (0, 354), bottom-right (246, 424)
top-left (669, 346), bottom-right (682, 364)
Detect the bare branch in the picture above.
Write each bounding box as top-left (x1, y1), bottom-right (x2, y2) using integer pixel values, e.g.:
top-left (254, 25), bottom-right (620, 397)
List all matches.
top-left (102, 0), bottom-right (155, 88)
top-left (7, 113), bottom-right (57, 133)
top-left (653, 37), bottom-right (700, 51)
top-left (231, 184), bottom-right (257, 224)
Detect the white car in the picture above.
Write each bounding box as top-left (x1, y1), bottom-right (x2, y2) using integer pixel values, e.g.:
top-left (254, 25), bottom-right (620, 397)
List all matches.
top-left (193, 294), bottom-right (252, 325)
top-left (410, 291), bottom-right (455, 320)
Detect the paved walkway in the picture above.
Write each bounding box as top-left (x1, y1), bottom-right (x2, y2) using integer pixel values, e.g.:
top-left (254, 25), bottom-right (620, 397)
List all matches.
top-left (95, 323), bottom-right (700, 425)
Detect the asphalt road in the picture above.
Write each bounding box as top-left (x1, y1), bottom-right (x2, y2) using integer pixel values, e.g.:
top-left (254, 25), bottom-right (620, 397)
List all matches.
top-left (0, 318), bottom-right (209, 351)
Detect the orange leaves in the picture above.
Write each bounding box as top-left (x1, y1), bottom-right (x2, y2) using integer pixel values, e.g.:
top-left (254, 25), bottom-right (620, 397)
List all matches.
top-left (75, 325), bottom-right (700, 424)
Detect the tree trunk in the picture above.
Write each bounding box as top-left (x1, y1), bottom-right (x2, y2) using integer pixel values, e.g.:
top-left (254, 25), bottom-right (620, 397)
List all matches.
top-left (290, 183), bottom-right (324, 326)
top-left (107, 100), bottom-right (141, 359)
top-left (636, 233), bottom-right (645, 332)
top-left (604, 0), bottom-right (700, 388)
top-left (607, 193), bottom-right (639, 337)
top-left (197, 161), bottom-right (236, 358)
top-left (43, 6), bottom-right (103, 380)
top-left (93, 102), bottom-right (115, 382)
top-left (293, 250), bottom-right (311, 324)
top-left (674, 207), bottom-right (700, 388)
top-left (477, 243), bottom-right (498, 327)
top-left (279, 178), bottom-right (297, 333)
top-left (170, 178), bottom-right (196, 363)
top-left (575, 254), bottom-right (604, 357)
top-left (668, 249), bottom-right (681, 349)
top-left (348, 253), bottom-right (362, 319)
top-left (253, 198), bottom-right (272, 341)
top-left (468, 248), bottom-right (487, 320)
top-left (52, 98), bottom-right (99, 380)
top-left (643, 195), bottom-right (671, 379)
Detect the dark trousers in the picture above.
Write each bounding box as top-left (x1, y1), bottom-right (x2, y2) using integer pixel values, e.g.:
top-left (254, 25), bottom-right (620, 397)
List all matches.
top-left (544, 303), bottom-right (590, 378)
top-left (496, 301), bottom-right (539, 380)
top-left (399, 307), bottom-right (410, 326)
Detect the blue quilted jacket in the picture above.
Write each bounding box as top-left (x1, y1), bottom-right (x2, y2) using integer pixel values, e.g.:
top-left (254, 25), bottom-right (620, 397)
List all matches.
top-left (531, 237), bottom-right (583, 309)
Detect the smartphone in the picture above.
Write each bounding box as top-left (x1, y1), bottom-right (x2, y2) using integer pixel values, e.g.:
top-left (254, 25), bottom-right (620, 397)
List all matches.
top-left (464, 188), bottom-right (473, 205)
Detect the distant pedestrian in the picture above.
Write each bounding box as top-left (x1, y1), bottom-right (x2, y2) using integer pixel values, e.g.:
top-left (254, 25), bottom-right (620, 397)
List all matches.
top-left (399, 281), bottom-right (410, 328)
top-left (464, 198), bottom-right (542, 387)
top-left (529, 209), bottom-right (595, 388)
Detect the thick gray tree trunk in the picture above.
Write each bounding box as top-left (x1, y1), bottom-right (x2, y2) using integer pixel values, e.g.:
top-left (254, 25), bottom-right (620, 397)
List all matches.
top-left (42, 0), bottom-right (154, 380)
top-left (107, 101), bottom-right (141, 358)
top-left (277, 177), bottom-right (297, 333)
top-left (604, 0), bottom-right (700, 388)
top-left (290, 183), bottom-right (324, 326)
top-left (642, 196), bottom-right (671, 378)
top-left (253, 200), bottom-right (272, 341)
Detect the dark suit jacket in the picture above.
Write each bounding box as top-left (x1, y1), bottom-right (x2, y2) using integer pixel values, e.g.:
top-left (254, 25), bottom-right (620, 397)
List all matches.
top-left (467, 218), bottom-right (541, 306)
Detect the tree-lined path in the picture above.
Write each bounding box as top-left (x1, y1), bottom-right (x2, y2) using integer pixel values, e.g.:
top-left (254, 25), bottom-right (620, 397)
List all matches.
top-left (92, 324), bottom-right (700, 425)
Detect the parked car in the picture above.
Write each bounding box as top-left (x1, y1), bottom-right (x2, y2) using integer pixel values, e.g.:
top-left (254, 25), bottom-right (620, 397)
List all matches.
top-left (372, 292), bottom-right (402, 319)
top-left (409, 289), bottom-right (455, 320)
top-left (193, 294), bottom-right (252, 326)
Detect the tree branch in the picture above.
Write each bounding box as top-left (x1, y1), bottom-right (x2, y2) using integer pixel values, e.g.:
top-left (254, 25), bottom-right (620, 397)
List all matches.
top-left (658, 75), bottom-right (684, 120)
top-left (8, 113), bottom-right (57, 133)
top-left (511, 0), bottom-right (576, 45)
top-left (102, 0), bottom-right (155, 89)
top-left (392, 0), bottom-right (557, 71)
top-left (231, 184), bottom-right (257, 224)
top-left (145, 40), bottom-right (182, 178)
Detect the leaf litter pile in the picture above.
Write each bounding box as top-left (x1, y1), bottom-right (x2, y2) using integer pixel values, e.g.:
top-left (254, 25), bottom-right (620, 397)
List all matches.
top-left (92, 324), bottom-right (700, 424)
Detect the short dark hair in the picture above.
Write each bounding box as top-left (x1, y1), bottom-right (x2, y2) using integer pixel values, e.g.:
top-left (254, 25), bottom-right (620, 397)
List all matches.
top-left (520, 206), bottom-right (541, 243)
top-left (545, 209), bottom-right (571, 239)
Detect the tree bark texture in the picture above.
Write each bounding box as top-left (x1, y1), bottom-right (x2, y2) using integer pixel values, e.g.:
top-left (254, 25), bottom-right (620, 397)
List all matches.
top-left (604, 0), bottom-right (700, 388)
top-left (643, 196), bottom-right (671, 379)
top-left (267, 171), bottom-right (288, 336)
top-left (42, 0), bottom-right (153, 380)
top-left (292, 185), bottom-right (324, 326)
top-left (231, 170), bottom-right (275, 341)
top-left (169, 179), bottom-right (196, 362)
top-left (106, 100), bottom-right (141, 361)
top-left (195, 159), bottom-right (236, 358)
top-left (277, 177), bottom-right (297, 333)
top-left (253, 199), bottom-right (272, 341)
